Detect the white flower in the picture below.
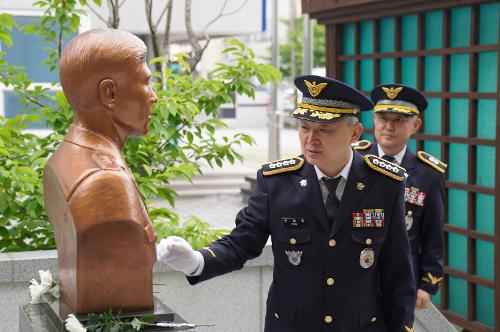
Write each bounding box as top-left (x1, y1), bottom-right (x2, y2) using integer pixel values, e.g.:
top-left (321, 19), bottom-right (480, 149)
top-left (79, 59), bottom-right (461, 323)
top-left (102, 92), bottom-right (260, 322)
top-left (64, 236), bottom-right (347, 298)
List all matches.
top-left (39, 270), bottom-right (53, 288)
top-left (29, 281), bottom-right (47, 304)
top-left (65, 314), bottom-right (87, 332)
top-left (29, 270), bottom-right (55, 304)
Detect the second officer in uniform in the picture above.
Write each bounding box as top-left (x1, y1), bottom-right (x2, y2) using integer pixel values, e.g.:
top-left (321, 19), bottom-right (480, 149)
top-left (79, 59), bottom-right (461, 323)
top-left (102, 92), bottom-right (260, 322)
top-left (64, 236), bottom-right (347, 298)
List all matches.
top-left (354, 83), bottom-right (446, 309)
top-left (157, 76), bottom-right (416, 331)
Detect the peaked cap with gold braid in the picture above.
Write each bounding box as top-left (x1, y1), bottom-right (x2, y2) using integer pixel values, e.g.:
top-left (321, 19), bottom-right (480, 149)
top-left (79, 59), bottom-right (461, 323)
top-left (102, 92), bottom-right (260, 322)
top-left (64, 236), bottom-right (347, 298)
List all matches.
top-left (292, 75), bottom-right (373, 123)
top-left (370, 83), bottom-right (428, 116)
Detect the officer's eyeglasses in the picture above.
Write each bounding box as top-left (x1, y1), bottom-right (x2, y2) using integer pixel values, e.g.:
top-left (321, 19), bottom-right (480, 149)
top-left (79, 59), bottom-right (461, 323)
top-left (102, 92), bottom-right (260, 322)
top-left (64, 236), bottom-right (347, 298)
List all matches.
top-left (375, 114), bottom-right (412, 126)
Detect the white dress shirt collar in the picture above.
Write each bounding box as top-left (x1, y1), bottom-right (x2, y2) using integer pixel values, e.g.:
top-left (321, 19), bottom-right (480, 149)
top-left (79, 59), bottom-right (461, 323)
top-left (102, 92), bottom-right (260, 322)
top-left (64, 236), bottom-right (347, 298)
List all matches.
top-left (314, 149), bottom-right (353, 202)
top-left (377, 144), bottom-right (406, 165)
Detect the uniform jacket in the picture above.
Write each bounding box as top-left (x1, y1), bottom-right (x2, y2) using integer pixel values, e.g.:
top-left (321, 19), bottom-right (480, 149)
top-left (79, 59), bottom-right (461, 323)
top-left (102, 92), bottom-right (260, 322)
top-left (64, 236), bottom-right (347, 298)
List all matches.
top-left (43, 124), bottom-right (157, 314)
top-left (358, 143), bottom-right (445, 295)
top-left (188, 150), bottom-right (415, 332)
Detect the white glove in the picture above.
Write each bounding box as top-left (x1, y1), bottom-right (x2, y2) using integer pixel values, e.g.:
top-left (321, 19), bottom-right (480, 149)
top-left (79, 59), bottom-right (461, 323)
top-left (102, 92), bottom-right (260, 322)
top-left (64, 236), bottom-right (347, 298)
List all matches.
top-left (156, 236), bottom-right (204, 276)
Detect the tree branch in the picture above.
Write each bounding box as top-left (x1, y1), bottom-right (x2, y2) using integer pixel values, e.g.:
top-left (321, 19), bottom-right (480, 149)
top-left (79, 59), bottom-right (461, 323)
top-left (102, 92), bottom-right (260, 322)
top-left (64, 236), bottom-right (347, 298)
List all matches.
top-left (154, 1), bottom-right (170, 28)
top-left (185, 0), bottom-right (249, 72)
top-left (58, 0), bottom-right (66, 59)
top-left (145, 0), bottom-right (162, 73)
top-left (184, 0), bottom-right (205, 72)
top-left (106, 0), bottom-right (120, 28)
top-left (25, 94), bottom-right (47, 108)
top-left (162, 0), bottom-right (174, 61)
top-left (86, 4), bottom-right (108, 25)
top-left (202, 0), bottom-right (249, 39)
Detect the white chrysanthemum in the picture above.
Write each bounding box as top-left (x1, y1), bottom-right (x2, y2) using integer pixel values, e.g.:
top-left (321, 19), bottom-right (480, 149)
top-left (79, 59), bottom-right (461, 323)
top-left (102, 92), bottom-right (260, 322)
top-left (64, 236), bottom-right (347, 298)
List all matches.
top-left (38, 270), bottom-right (53, 288)
top-left (29, 280), bottom-right (46, 304)
top-left (29, 270), bottom-right (55, 304)
top-left (65, 314), bottom-right (87, 332)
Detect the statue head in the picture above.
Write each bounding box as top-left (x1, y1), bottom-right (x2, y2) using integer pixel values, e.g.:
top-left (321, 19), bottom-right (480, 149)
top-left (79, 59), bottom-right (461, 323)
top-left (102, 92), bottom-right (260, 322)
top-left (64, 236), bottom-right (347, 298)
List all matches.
top-left (60, 29), bottom-right (157, 141)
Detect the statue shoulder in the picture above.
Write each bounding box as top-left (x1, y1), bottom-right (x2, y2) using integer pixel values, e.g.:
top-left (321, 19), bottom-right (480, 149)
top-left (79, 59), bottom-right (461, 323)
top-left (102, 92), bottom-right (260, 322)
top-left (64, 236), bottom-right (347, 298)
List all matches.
top-left (352, 140), bottom-right (372, 150)
top-left (262, 156), bottom-right (305, 176)
top-left (363, 154), bottom-right (406, 181)
top-left (417, 151), bottom-right (447, 173)
top-left (91, 150), bottom-right (122, 171)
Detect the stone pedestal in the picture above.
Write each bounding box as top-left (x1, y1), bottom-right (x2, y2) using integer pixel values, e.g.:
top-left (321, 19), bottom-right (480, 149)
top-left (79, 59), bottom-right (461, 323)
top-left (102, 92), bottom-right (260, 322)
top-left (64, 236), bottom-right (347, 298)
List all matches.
top-left (19, 294), bottom-right (193, 331)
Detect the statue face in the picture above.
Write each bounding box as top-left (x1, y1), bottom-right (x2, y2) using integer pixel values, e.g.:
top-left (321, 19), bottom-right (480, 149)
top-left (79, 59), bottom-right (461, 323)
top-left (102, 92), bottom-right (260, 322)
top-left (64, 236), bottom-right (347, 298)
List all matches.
top-left (111, 61), bottom-right (158, 137)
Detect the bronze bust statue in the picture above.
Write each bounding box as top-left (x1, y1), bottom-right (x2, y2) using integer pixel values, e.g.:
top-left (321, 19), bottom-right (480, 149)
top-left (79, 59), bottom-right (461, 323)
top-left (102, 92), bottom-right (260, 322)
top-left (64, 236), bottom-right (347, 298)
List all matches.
top-left (43, 28), bottom-right (158, 314)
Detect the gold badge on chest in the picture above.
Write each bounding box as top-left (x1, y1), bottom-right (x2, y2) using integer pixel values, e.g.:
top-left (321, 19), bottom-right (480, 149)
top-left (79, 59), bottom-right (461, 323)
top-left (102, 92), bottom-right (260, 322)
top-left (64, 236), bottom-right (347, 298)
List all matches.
top-left (360, 248), bottom-right (375, 268)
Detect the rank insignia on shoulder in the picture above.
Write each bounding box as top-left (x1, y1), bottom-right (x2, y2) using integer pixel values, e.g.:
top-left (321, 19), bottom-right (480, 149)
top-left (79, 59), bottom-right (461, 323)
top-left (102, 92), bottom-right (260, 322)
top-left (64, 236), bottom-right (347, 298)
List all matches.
top-left (405, 326), bottom-right (414, 332)
top-left (262, 157), bottom-right (304, 176)
top-left (351, 140), bottom-right (372, 150)
top-left (417, 151), bottom-right (447, 173)
top-left (364, 155), bottom-right (406, 181)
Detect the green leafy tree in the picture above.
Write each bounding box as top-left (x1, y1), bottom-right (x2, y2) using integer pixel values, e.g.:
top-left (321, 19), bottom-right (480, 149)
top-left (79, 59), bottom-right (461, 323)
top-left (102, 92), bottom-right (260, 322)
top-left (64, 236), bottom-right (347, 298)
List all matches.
top-left (279, 16), bottom-right (325, 79)
top-left (0, 1), bottom-right (281, 252)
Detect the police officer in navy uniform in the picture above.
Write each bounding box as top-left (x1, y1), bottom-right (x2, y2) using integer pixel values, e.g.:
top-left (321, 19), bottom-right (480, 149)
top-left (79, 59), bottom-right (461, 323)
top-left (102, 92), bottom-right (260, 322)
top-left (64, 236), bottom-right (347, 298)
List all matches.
top-left (157, 76), bottom-right (416, 332)
top-left (353, 83), bottom-right (446, 310)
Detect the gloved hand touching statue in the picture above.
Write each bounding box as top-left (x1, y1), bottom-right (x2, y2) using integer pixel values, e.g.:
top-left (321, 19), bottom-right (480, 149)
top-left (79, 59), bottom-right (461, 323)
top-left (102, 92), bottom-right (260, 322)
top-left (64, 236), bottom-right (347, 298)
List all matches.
top-left (156, 236), bottom-right (204, 276)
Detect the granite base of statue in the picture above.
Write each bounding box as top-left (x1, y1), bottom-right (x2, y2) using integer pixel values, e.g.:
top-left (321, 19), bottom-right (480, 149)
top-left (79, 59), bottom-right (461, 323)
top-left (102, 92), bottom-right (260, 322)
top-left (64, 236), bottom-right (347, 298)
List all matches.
top-left (18, 294), bottom-right (196, 331)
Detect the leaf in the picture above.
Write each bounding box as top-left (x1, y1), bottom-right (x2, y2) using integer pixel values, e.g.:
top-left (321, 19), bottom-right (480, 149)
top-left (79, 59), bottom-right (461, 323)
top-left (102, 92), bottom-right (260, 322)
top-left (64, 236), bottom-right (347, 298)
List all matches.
top-left (0, 30), bottom-right (13, 47)
top-left (142, 164), bottom-right (152, 176)
top-left (149, 56), bottom-right (167, 64)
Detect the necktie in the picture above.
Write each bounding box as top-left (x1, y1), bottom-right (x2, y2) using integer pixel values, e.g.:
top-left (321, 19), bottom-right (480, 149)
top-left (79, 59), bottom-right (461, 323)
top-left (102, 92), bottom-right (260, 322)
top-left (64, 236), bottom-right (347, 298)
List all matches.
top-left (382, 155), bottom-right (396, 164)
top-left (323, 177), bottom-right (342, 228)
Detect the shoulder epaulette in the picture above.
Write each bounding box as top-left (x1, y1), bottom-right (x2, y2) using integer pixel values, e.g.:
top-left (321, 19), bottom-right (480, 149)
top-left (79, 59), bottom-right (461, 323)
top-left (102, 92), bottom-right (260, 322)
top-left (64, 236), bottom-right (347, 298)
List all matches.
top-left (262, 157), bottom-right (304, 176)
top-left (351, 140), bottom-right (372, 150)
top-left (417, 151), bottom-right (447, 173)
top-left (364, 154), bottom-right (406, 181)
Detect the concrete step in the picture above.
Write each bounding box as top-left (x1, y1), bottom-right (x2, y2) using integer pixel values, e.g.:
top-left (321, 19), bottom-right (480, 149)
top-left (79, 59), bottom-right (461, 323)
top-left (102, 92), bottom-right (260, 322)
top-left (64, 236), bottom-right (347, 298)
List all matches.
top-left (169, 178), bottom-right (249, 191)
top-left (169, 166), bottom-right (256, 197)
top-left (174, 188), bottom-right (242, 197)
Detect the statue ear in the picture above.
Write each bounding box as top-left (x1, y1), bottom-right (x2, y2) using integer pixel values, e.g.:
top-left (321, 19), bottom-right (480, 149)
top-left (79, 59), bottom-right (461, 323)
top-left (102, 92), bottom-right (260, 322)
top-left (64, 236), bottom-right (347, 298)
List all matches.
top-left (98, 79), bottom-right (116, 110)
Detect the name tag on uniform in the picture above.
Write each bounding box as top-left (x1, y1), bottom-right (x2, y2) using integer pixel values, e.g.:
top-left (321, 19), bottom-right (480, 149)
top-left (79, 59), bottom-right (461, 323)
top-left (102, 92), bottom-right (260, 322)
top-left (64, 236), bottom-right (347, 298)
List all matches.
top-left (352, 209), bottom-right (384, 228)
top-left (281, 217), bottom-right (308, 228)
top-left (405, 187), bottom-right (426, 206)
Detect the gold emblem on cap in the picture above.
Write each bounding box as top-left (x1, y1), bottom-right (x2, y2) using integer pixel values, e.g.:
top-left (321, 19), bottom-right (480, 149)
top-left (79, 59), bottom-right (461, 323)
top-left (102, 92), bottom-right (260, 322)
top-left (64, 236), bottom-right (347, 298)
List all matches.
top-left (304, 80), bottom-right (328, 97)
top-left (382, 86), bottom-right (403, 99)
top-left (310, 111), bottom-right (339, 120)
